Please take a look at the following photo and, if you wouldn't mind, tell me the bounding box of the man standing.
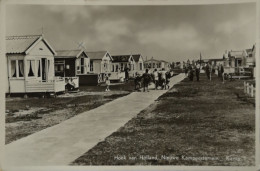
[153,69,159,90]
[188,64,194,81]
[205,63,210,80]
[160,68,167,89]
[220,64,225,83]
[142,69,151,92]
[195,64,200,81]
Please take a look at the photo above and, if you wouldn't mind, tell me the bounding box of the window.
[10,60,17,78]
[81,58,84,74]
[112,65,114,72]
[140,63,142,70]
[77,58,87,74]
[27,60,35,77]
[121,63,124,70]
[90,61,93,72]
[10,60,24,78]
[36,60,41,77]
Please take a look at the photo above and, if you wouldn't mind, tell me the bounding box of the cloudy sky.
[6,3,256,62]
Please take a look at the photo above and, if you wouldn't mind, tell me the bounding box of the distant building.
[132,54,145,73]
[86,51,113,74]
[144,57,170,71]
[85,51,113,85]
[111,54,135,72]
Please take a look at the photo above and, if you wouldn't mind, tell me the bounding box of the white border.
[1,0,259,171]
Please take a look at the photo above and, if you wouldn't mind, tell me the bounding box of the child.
[153,69,159,90]
[165,71,171,89]
[134,72,142,91]
[105,74,111,91]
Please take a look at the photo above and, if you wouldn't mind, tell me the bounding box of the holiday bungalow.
[54,49,90,89]
[110,54,135,80]
[160,60,171,71]
[5,35,65,96]
[84,51,113,85]
[228,50,245,68]
[144,58,162,70]
[144,58,171,71]
[244,44,256,68]
[132,54,145,75]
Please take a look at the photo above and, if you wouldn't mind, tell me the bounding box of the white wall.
[28,40,54,57]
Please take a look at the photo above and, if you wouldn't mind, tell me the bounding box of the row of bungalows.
[5,34,146,95]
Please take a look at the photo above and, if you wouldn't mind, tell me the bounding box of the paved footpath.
[5,73,186,166]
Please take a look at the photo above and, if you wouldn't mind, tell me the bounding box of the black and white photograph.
[0,0,259,170]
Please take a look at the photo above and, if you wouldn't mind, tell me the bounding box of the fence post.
[246,82,250,96]
[250,84,254,97]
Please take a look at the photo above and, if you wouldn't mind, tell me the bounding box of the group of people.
[135,68,172,92]
[185,64,201,81]
[185,63,225,83]
[104,68,172,92]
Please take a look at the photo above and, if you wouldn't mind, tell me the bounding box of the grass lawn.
[71,74,255,166]
[5,80,135,144]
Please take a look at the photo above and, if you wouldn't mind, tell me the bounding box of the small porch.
[25,77,65,93]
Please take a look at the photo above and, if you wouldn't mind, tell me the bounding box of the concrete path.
[5,73,186,166]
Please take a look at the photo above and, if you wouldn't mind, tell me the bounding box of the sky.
[6,3,256,62]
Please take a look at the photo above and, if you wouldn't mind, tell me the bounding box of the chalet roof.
[111,55,132,62]
[132,54,142,62]
[145,58,161,63]
[229,51,243,58]
[55,49,87,58]
[85,51,108,60]
[208,58,225,61]
[245,48,252,54]
[160,60,169,63]
[6,35,56,55]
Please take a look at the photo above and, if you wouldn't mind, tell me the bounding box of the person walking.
[153,69,159,90]
[105,74,111,92]
[205,63,210,80]
[165,71,171,89]
[185,67,188,76]
[188,65,194,81]
[220,64,225,83]
[195,64,200,81]
[134,72,142,91]
[124,66,129,82]
[142,69,151,92]
[160,68,167,89]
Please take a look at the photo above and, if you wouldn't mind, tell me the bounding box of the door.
[41,58,47,81]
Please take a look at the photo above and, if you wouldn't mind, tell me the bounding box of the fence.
[244,81,255,98]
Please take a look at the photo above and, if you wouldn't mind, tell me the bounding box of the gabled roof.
[145,58,161,62]
[132,54,143,62]
[85,51,110,60]
[229,51,243,58]
[209,58,225,61]
[111,55,132,62]
[245,48,252,54]
[55,49,87,59]
[6,34,56,55]
[160,60,169,63]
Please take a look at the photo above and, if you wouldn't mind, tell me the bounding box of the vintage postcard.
[0,0,259,171]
